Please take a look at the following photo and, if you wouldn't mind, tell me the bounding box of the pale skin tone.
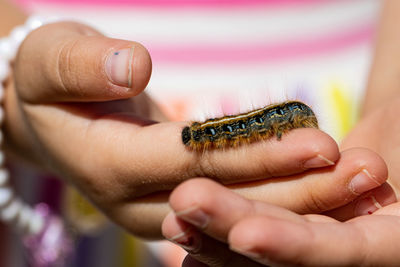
[0,0,396,262]
[161,0,400,266]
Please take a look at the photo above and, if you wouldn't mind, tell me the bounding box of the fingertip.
[161,211,187,240]
[354,182,397,217]
[374,182,397,205]
[342,147,388,185]
[296,147,389,214]
[261,128,340,174]
[324,183,396,221]
[161,211,176,238]
[296,129,340,169]
[131,43,152,96]
[161,213,202,253]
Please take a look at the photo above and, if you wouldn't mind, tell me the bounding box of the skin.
[162,0,400,266]
[0,0,396,262]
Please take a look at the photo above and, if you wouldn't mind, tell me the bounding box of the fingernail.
[354,196,382,216]
[303,154,335,168]
[349,169,380,195]
[105,46,135,88]
[175,206,210,229]
[167,229,201,252]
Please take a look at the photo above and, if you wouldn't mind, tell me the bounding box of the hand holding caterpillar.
[182,101,318,150]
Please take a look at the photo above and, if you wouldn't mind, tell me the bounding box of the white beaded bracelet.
[0,15,51,235]
[0,16,72,266]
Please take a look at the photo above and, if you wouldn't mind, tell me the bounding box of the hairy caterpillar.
[182,101,318,150]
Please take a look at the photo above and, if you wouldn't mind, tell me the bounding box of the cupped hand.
[163,97,400,266]
[165,182,399,266]
[163,166,395,266]
[5,21,383,239]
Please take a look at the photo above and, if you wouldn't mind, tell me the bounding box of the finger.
[15,21,151,103]
[230,147,388,212]
[324,182,397,221]
[162,212,262,267]
[167,148,387,241]
[25,102,339,198]
[167,178,303,242]
[228,206,400,266]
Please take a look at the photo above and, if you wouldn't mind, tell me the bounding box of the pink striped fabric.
[15,0,348,8]
[147,23,375,64]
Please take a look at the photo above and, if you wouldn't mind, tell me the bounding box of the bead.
[17,205,33,232]
[0,186,12,206]
[29,211,44,235]
[10,26,29,47]
[26,15,45,31]
[0,19,72,267]
[0,198,21,222]
[24,204,73,265]
[0,169,9,185]
[0,59,9,81]
[0,38,17,61]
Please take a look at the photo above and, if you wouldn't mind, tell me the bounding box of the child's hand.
[165,180,398,267]
[162,98,400,266]
[5,21,384,239]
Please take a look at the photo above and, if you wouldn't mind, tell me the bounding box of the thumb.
[14,21,151,103]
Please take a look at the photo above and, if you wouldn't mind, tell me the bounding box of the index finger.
[71,117,339,198]
[25,103,338,188]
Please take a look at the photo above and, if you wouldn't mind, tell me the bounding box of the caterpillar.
[182,101,318,150]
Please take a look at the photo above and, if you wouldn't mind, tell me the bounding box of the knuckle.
[56,37,82,96]
[303,186,330,213]
[13,23,89,101]
[197,154,219,180]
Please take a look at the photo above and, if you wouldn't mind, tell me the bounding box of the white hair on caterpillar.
[188,85,321,122]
